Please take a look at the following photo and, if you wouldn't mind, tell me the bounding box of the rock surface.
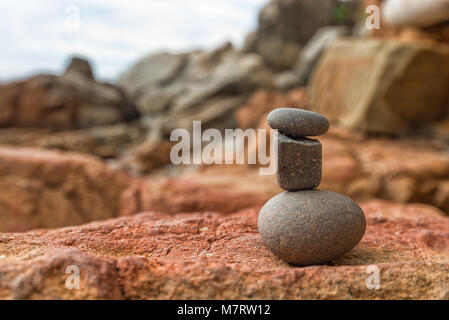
[120,177,271,216]
[0,60,139,130]
[293,26,350,86]
[0,147,134,232]
[119,43,272,134]
[320,128,449,213]
[258,190,366,265]
[268,108,329,137]
[276,133,322,191]
[0,122,144,159]
[310,38,449,134]
[0,200,447,299]
[119,138,176,173]
[243,0,359,71]
[273,26,350,91]
[382,0,449,28]
[64,56,94,80]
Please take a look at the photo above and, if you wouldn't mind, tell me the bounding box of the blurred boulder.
[120,176,271,216]
[0,147,135,232]
[119,52,187,114]
[0,58,139,130]
[295,26,350,85]
[274,26,350,90]
[383,0,449,28]
[158,96,245,135]
[310,38,449,134]
[397,24,449,44]
[273,71,301,91]
[119,43,272,134]
[319,129,449,212]
[243,0,360,71]
[64,56,94,80]
[0,122,144,159]
[120,138,176,174]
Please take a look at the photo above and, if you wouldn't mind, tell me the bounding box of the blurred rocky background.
[0,0,449,299]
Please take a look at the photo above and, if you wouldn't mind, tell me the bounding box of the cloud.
[0,0,266,82]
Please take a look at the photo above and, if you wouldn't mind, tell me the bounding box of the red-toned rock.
[0,60,139,130]
[0,147,134,232]
[0,200,448,299]
[321,130,449,213]
[0,122,144,159]
[119,139,176,173]
[120,175,273,216]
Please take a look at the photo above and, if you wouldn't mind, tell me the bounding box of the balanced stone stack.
[258,108,366,265]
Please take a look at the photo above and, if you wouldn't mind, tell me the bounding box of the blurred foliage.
[331,1,363,25]
[332,3,351,24]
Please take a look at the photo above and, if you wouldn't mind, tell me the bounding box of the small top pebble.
[267,108,329,137]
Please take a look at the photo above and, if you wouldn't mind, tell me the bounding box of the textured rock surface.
[0,147,134,232]
[268,108,329,137]
[258,190,366,264]
[276,133,322,190]
[0,200,447,299]
[310,39,449,134]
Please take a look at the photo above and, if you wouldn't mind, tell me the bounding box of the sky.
[0,0,267,82]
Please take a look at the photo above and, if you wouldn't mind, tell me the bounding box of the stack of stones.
[258,108,366,265]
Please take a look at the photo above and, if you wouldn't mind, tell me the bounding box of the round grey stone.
[267,108,329,137]
[258,190,366,265]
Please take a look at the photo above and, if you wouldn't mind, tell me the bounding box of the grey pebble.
[267,108,329,137]
[276,132,321,191]
[258,190,366,265]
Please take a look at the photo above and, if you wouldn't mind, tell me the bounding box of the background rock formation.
[0,57,139,130]
[243,0,360,71]
[119,43,273,134]
[310,39,449,134]
[0,147,134,232]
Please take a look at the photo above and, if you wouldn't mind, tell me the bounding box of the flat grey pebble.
[267,108,329,137]
[258,190,366,265]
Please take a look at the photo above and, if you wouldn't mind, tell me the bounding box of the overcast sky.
[0,0,267,82]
